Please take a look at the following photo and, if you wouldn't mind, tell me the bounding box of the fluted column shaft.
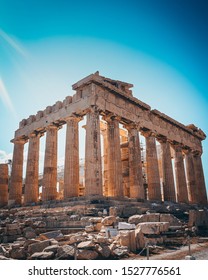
[100,123,108,196]
[42,125,58,201]
[0,164,9,207]
[184,149,198,204]
[172,144,189,203]
[193,152,207,205]
[159,139,176,202]
[9,139,26,205]
[24,133,40,204]
[127,125,144,199]
[85,108,103,196]
[143,132,161,201]
[106,117,123,197]
[64,117,80,198]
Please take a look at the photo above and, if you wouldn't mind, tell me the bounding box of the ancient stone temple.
[5,72,208,206]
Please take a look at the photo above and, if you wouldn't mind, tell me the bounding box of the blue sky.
[0,0,208,191]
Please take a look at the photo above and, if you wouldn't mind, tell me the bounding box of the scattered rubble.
[0,201,207,260]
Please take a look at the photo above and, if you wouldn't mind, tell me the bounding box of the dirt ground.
[127,241,208,260]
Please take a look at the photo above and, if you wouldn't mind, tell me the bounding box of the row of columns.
[3,108,208,206]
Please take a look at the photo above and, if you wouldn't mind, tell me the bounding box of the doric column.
[64,116,80,198]
[184,148,198,204]
[158,137,176,202]
[42,124,58,201]
[172,144,189,203]
[100,121,108,196]
[85,107,103,196]
[24,133,40,204]
[0,164,9,207]
[141,130,161,201]
[9,138,26,206]
[125,123,144,199]
[193,151,207,205]
[105,115,123,197]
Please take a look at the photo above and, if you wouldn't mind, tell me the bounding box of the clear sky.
[0,0,208,191]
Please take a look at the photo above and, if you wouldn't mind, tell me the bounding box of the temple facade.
[1,72,207,206]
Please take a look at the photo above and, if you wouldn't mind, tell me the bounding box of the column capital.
[156,135,167,144]
[102,113,121,123]
[45,123,59,131]
[11,137,27,145]
[140,128,155,138]
[192,150,202,157]
[124,122,140,131]
[65,114,83,123]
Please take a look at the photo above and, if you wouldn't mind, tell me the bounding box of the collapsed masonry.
[0,72,207,207]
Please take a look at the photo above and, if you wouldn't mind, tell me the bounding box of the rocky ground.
[0,198,208,260]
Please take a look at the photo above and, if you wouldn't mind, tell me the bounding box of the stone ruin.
[0,72,208,260]
[0,71,207,206]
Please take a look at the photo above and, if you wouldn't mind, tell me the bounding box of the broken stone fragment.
[56,245,75,259]
[29,251,54,260]
[77,249,98,260]
[77,240,95,249]
[137,222,170,235]
[118,222,136,230]
[85,224,94,232]
[101,216,116,226]
[39,230,63,240]
[28,240,51,255]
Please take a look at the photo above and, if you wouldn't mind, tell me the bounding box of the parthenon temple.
[0,72,207,207]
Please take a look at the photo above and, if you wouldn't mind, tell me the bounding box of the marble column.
[85,107,103,196]
[142,131,162,201]
[126,124,144,199]
[100,122,108,196]
[158,137,176,202]
[106,115,123,197]
[64,117,80,198]
[0,164,9,207]
[193,151,207,205]
[42,124,58,201]
[24,133,40,204]
[172,144,189,203]
[9,138,26,206]
[184,149,198,204]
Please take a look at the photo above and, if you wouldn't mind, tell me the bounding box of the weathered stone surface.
[188,209,208,228]
[128,213,179,225]
[77,249,98,260]
[113,246,129,257]
[135,227,145,250]
[85,225,94,232]
[77,241,95,249]
[101,216,116,226]
[9,247,26,259]
[56,245,75,259]
[137,222,169,235]
[39,230,63,240]
[119,230,136,252]
[23,227,37,239]
[118,222,136,230]
[29,251,54,260]
[43,244,59,253]
[96,245,111,258]
[28,240,51,255]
